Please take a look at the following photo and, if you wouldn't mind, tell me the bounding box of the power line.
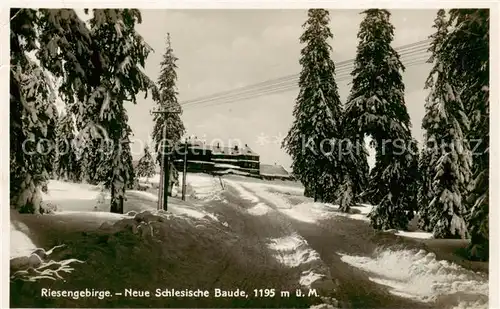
[182,46,430,108]
[180,39,431,107]
[183,57,429,110]
[181,52,431,110]
[183,57,429,111]
[181,48,430,108]
[180,39,430,106]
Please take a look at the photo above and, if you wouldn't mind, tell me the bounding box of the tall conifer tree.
[418,9,449,231]
[84,9,154,213]
[152,33,185,165]
[441,9,489,260]
[282,9,346,203]
[419,9,472,239]
[344,9,419,230]
[10,9,58,213]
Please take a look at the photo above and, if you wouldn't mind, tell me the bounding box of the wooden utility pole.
[181,140,188,201]
[151,107,181,211]
[158,162,164,210]
[161,123,168,210]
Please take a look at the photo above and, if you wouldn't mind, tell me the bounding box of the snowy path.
[222,178,489,309]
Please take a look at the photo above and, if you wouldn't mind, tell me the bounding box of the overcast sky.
[126,9,438,168]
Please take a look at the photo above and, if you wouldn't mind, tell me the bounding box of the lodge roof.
[259,164,290,177]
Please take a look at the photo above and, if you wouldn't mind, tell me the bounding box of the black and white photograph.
[6,3,496,309]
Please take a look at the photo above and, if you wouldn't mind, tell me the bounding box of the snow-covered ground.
[222,177,485,309]
[40,178,223,224]
[224,178,432,239]
[11,176,222,263]
[11,180,126,259]
[42,180,107,201]
[267,233,326,288]
[228,180,274,215]
[339,248,488,309]
[10,175,227,282]
[11,174,486,309]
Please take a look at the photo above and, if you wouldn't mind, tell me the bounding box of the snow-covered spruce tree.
[441,9,489,259]
[282,9,345,203]
[36,9,98,184]
[39,9,156,212]
[10,8,58,213]
[152,33,185,166]
[343,9,419,230]
[419,9,473,239]
[54,109,82,182]
[84,9,156,213]
[136,146,156,183]
[418,9,449,232]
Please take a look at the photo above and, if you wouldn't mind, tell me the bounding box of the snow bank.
[338,248,488,307]
[267,233,321,267]
[228,181,430,236]
[223,175,303,193]
[42,179,219,223]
